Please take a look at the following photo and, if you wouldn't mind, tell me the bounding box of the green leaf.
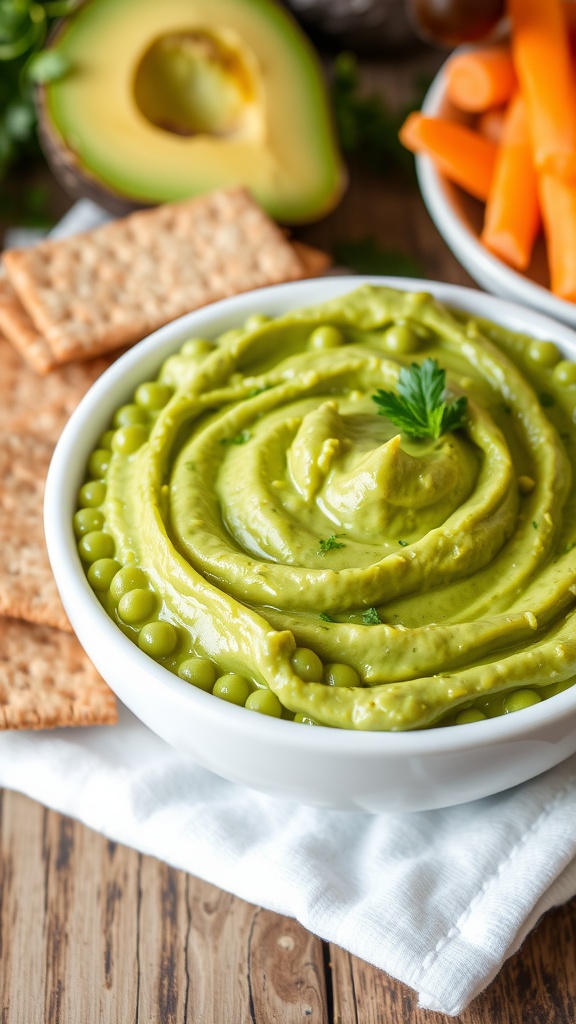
[362,607,381,625]
[220,430,251,446]
[372,358,468,440]
[317,534,346,555]
[333,237,424,277]
[27,47,69,83]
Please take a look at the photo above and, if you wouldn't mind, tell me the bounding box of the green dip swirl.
[75,286,576,729]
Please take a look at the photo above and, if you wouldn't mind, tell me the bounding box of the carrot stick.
[508,0,576,180]
[538,174,576,300]
[481,94,540,270]
[444,46,516,113]
[477,107,507,145]
[399,112,497,201]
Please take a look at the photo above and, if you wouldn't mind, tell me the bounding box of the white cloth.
[2,201,576,1014]
[0,705,576,1015]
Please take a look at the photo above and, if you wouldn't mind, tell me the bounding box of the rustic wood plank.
[185,882,254,1023]
[0,790,46,1023]
[247,907,329,1023]
[136,856,189,1024]
[41,795,139,1024]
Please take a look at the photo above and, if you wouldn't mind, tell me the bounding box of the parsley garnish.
[319,612,333,622]
[372,359,467,440]
[398,539,408,547]
[317,534,346,555]
[220,430,251,446]
[532,521,538,529]
[362,607,381,625]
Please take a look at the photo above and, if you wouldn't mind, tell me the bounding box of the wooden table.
[1,48,576,1024]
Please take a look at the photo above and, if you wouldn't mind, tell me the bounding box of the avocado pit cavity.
[133,29,262,138]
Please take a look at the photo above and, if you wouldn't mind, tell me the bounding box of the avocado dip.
[74,285,576,730]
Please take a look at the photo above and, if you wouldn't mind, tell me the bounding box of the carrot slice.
[539,174,576,300]
[399,112,497,201]
[444,46,516,113]
[477,107,507,145]
[508,0,576,180]
[481,94,540,270]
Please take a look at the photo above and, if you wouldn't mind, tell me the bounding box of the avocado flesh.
[43,0,346,223]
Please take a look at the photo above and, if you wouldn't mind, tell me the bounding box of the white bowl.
[418,54,576,329]
[45,276,576,813]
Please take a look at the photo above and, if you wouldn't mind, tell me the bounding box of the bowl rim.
[417,55,576,327]
[44,274,576,756]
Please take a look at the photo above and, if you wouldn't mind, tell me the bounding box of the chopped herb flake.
[362,607,381,625]
[317,534,346,555]
[220,430,251,446]
[398,539,408,547]
[532,521,538,529]
[319,612,333,622]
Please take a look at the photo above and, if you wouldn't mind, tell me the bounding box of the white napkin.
[3,201,576,1015]
[1,706,576,1015]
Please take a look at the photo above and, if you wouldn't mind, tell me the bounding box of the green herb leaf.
[372,358,467,440]
[362,607,381,625]
[220,430,251,446]
[398,539,408,547]
[317,534,346,555]
[319,612,333,622]
[27,48,69,83]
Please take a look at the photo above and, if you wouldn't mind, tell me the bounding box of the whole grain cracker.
[0,334,113,441]
[0,430,71,631]
[0,617,117,729]
[0,277,58,374]
[3,188,306,365]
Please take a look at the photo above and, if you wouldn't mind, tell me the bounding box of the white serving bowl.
[418,53,576,329]
[45,276,576,813]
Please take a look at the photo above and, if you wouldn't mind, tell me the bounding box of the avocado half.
[38,0,346,222]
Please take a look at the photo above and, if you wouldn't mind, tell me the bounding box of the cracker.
[3,188,306,365]
[0,334,113,442]
[0,278,58,375]
[0,617,117,729]
[0,430,71,631]
[292,241,333,277]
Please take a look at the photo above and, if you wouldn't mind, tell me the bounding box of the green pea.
[454,708,487,725]
[88,448,111,479]
[553,360,576,386]
[109,566,148,602]
[527,340,560,368]
[98,430,116,451]
[181,338,213,358]
[113,403,148,428]
[245,313,270,331]
[138,620,178,657]
[87,558,121,591]
[324,663,361,688]
[245,689,282,717]
[135,382,174,410]
[382,322,421,354]
[78,530,115,563]
[212,673,251,705]
[112,424,148,455]
[73,508,104,537]
[503,689,542,714]
[178,658,217,692]
[291,647,323,682]
[309,325,344,351]
[78,480,106,508]
[117,588,156,625]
